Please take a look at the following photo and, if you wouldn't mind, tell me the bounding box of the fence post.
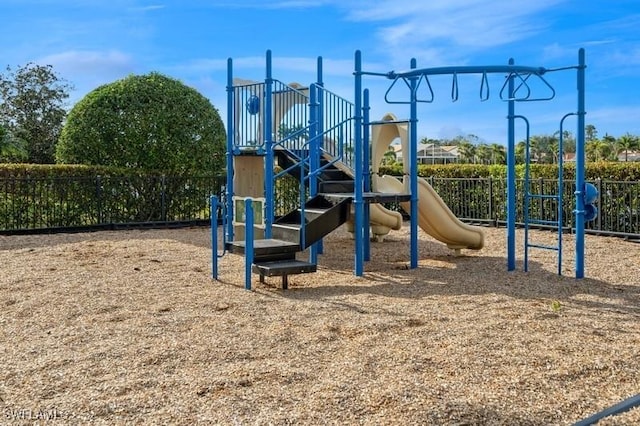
[96,175,103,225]
[596,178,602,231]
[161,175,167,222]
[210,195,218,280]
[539,177,544,220]
[488,176,494,225]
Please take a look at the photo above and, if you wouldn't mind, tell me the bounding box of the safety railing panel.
[272,80,310,152]
[315,85,355,170]
[231,81,266,150]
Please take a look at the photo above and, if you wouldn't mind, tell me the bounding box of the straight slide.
[377,175,484,251]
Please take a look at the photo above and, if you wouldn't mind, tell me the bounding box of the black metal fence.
[1,175,639,239]
[425,177,640,238]
[0,175,225,233]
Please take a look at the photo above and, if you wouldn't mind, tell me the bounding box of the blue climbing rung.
[527,193,559,200]
[527,242,559,251]
[527,218,560,226]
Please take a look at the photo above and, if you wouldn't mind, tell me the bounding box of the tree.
[475,143,491,164]
[615,133,639,162]
[457,141,476,163]
[57,73,225,175]
[0,123,27,162]
[515,141,526,164]
[382,146,397,165]
[585,124,598,142]
[586,140,613,162]
[0,63,72,163]
[489,143,506,164]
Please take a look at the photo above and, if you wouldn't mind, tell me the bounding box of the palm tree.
[528,136,544,163]
[457,141,476,164]
[586,140,613,162]
[489,143,506,164]
[615,133,639,162]
[475,144,492,165]
[515,141,527,164]
[382,147,397,165]
[553,130,574,160]
[585,124,598,142]
[549,140,560,164]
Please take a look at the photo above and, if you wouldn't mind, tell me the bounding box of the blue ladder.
[524,189,564,274]
[522,117,568,275]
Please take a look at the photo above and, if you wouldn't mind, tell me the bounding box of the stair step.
[273,223,302,230]
[252,260,317,277]
[319,169,351,181]
[272,223,302,244]
[300,207,330,220]
[273,195,351,248]
[252,259,317,289]
[226,239,300,256]
[319,180,355,193]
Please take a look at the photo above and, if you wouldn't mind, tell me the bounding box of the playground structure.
[211,48,592,290]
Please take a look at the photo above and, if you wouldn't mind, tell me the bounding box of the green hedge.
[0,164,223,231]
[379,162,640,181]
[2,162,639,235]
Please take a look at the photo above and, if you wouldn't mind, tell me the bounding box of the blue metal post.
[575,48,586,278]
[226,58,235,241]
[409,58,419,269]
[264,50,274,238]
[309,85,319,197]
[506,58,516,271]
[363,89,371,262]
[316,56,325,255]
[354,51,364,276]
[210,195,218,279]
[309,84,319,265]
[244,198,254,290]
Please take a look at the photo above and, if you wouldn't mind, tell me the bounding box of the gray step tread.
[252,259,317,276]
[226,239,300,255]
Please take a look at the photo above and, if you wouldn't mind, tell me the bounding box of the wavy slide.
[327,156,403,239]
[376,174,484,251]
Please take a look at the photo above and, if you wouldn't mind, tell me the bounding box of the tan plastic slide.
[329,156,403,240]
[371,112,484,251]
[377,175,484,251]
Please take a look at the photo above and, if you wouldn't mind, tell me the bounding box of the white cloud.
[38,50,135,77]
[131,5,166,12]
[36,50,137,104]
[208,0,330,9]
[337,0,566,63]
[176,55,355,78]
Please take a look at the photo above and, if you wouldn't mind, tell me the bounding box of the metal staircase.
[225,153,353,289]
[224,76,359,289]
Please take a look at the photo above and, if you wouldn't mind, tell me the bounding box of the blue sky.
[2,0,639,144]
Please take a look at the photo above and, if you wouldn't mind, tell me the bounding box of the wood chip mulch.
[1,224,639,425]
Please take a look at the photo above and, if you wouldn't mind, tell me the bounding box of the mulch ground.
[1,224,639,425]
